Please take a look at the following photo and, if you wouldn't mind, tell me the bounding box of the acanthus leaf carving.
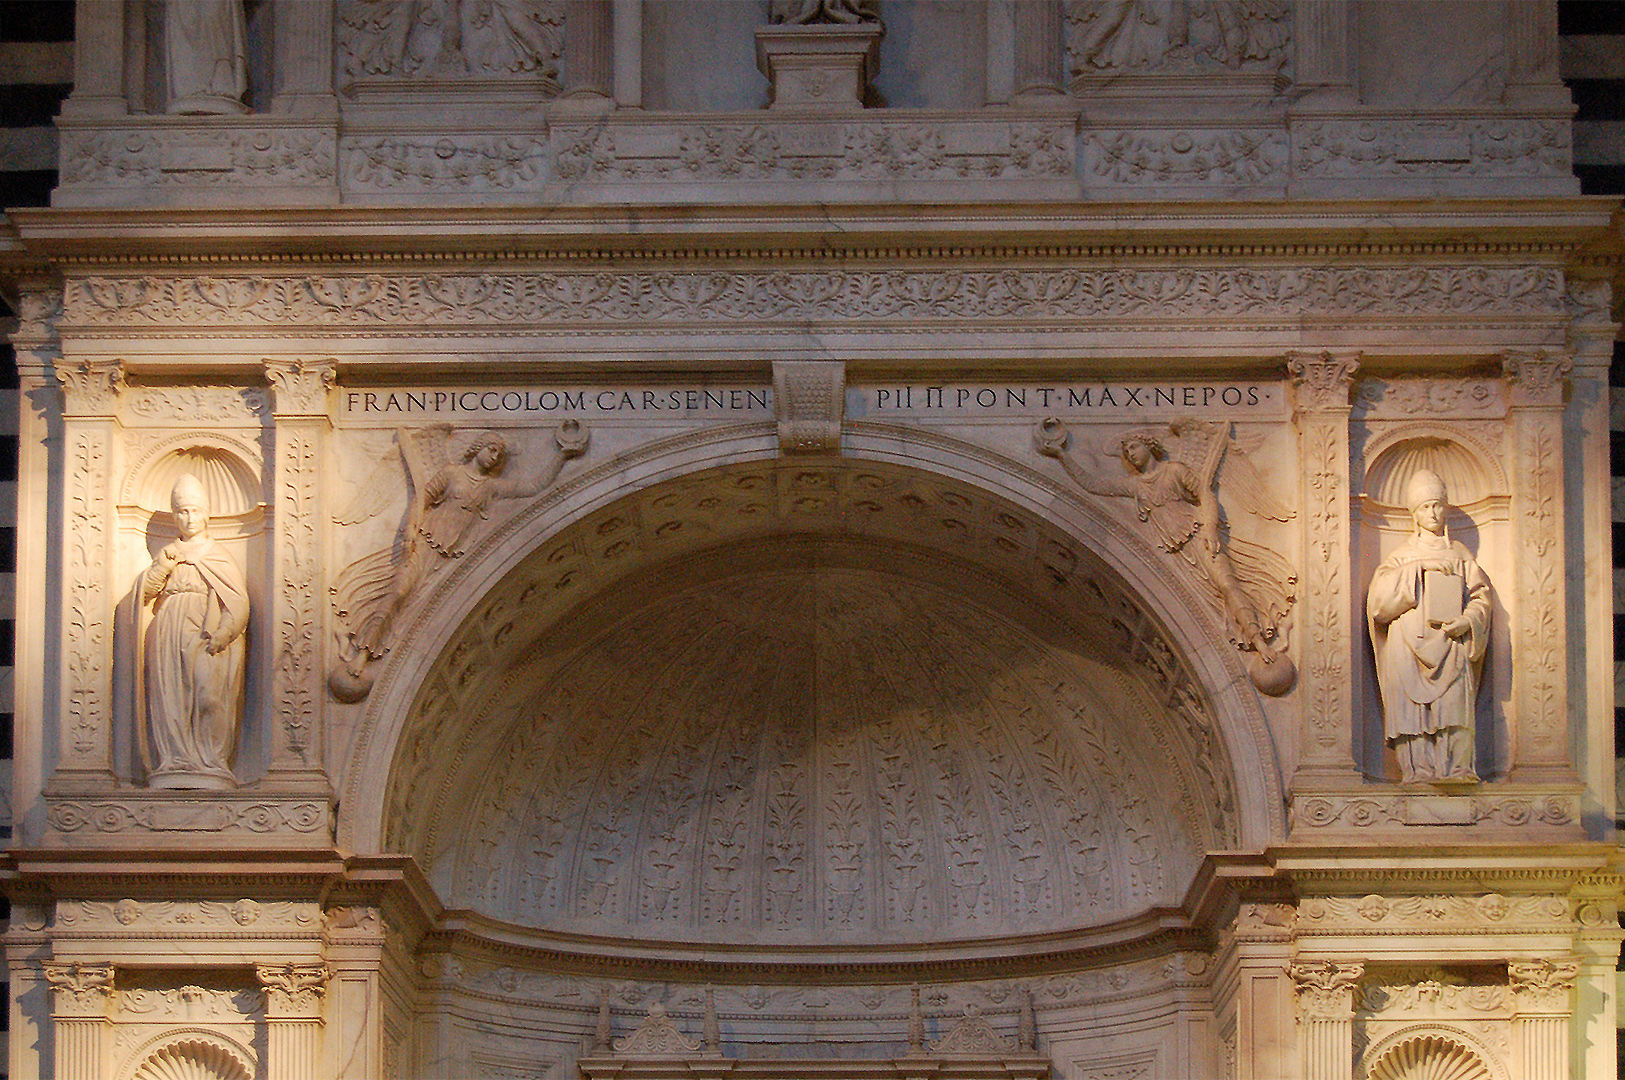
[55,357,125,415]
[44,962,116,1018]
[255,963,330,1017]
[1503,349,1572,408]
[264,358,337,416]
[1289,960,1364,1018]
[1507,957,1579,1002]
[61,267,1567,330]
[1287,350,1359,412]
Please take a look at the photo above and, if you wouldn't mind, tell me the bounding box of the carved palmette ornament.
[1364,1034,1494,1080]
[928,1007,1019,1055]
[612,1004,705,1056]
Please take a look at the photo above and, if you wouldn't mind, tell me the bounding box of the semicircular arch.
[339,425,1287,857]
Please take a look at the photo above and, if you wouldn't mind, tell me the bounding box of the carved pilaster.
[1288,351,1359,784]
[563,0,615,100]
[43,962,114,1080]
[773,360,845,454]
[1292,0,1352,95]
[272,0,338,117]
[51,358,125,789]
[264,359,336,784]
[1012,0,1063,97]
[257,962,328,1079]
[1509,958,1577,1080]
[1290,960,1362,1080]
[1503,350,1572,780]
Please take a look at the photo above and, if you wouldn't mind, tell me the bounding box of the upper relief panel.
[48,0,1575,206]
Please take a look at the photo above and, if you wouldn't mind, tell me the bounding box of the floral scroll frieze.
[1292,118,1571,179]
[1083,129,1288,185]
[46,798,332,837]
[59,128,337,189]
[60,266,1566,331]
[1291,792,1578,831]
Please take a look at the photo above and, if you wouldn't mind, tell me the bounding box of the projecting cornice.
[1,198,1620,269]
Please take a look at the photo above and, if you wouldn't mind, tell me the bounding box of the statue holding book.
[1366,469,1492,785]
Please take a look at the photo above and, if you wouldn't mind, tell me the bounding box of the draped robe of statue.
[142,530,249,787]
[1366,524,1491,783]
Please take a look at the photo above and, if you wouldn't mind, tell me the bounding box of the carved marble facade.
[1,2,1621,1079]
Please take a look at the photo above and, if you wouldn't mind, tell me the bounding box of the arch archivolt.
[340,423,1288,883]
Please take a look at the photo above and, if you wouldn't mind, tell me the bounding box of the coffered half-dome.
[423,536,1221,947]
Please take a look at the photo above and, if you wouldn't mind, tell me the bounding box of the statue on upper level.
[141,474,248,789]
[1367,469,1491,786]
[770,0,881,25]
[165,0,249,114]
[1037,417,1297,695]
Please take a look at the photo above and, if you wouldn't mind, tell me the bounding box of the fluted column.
[1289,960,1363,1080]
[1287,351,1360,785]
[258,963,329,1080]
[612,0,642,107]
[43,962,114,1080]
[50,355,124,790]
[1509,958,1577,1080]
[564,0,615,99]
[263,359,336,785]
[1503,350,1573,780]
[1011,0,1063,97]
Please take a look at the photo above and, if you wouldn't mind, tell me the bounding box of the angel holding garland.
[1037,417,1297,695]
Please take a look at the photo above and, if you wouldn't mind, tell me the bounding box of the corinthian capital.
[42,961,115,1016]
[1290,959,1365,1018]
[1287,350,1360,412]
[1503,349,1571,407]
[264,358,337,417]
[53,358,124,416]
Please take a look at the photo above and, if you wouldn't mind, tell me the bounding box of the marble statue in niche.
[1366,469,1491,785]
[329,421,589,701]
[140,474,249,789]
[165,0,249,114]
[1037,417,1297,695]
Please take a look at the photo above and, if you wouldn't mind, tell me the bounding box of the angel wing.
[1226,536,1297,630]
[397,424,455,536]
[332,440,408,525]
[1216,428,1295,522]
[329,547,400,660]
